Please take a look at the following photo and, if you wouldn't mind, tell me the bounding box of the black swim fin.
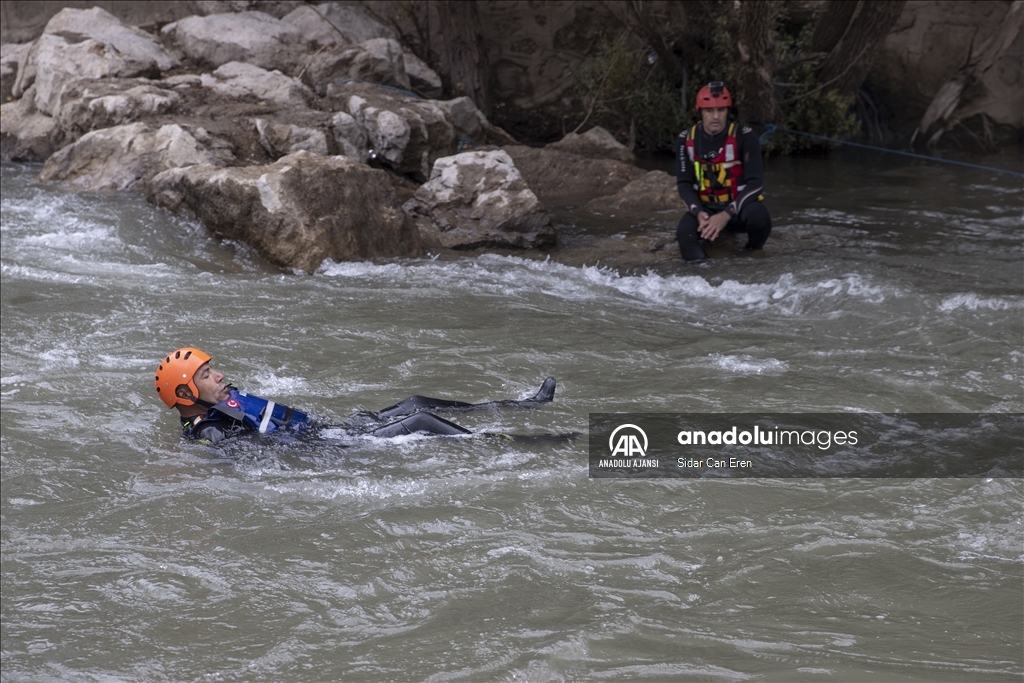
[374,378,558,419]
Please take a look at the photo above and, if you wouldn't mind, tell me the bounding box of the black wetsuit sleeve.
[184,413,253,445]
[728,127,765,216]
[675,130,704,216]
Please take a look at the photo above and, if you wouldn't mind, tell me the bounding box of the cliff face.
[867,0,1023,131]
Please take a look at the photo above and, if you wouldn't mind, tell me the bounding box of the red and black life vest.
[685,122,745,206]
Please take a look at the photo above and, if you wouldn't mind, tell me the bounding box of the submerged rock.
[404,149,555,250]
[38,122,235,192]
[149,150,423,271]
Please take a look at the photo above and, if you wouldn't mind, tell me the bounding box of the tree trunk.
[813,0,907,99]
[735,0,779,126]
[913,0,1023,147]
[434,0,489,115]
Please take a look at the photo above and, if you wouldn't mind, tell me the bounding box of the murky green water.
[2,151,1022,681]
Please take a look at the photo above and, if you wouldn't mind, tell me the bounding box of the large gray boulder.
[502,145,646,203]
[304,38,411,96]
[329,82,513,181]
[404,149,555,250]
[149,150,424,272]
[13,7,178,115]
[199,62,314,109]
[547,126,636,164]
[0,85,56,161]
[160,11,307,74]
[255,118,328,158]
[38,122,235,192]
[584,170,680,213]
[306,3,399,45]
[53,78,180,146]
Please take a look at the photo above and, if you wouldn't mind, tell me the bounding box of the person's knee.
[676,213,707,261]
[740,202,772,249]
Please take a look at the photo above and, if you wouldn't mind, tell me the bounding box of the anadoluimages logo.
[609,424,648,457]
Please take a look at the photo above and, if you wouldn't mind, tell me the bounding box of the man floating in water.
[675,81,772,260]
[154,347,557,445]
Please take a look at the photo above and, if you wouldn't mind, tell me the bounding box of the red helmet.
[155,347,211,408]
[696,81,733,109]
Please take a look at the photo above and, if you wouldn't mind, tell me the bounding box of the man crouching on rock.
[674,81,772,261]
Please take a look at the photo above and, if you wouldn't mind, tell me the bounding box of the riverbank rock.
[149,150,423,271]
[199,62,314,110]
[256,118,328,158]
[304,38,411,96]
[404,149,555,250]
[547,126,636,164]
[53,78,181,147]
[160,11,307,74]
[38,122,235,192]
[0,84,56,161]
[502,145,647,203]
[323,81,520,181]
[584,170,680,213]
[13,7,178,116]
[1,43,31,103]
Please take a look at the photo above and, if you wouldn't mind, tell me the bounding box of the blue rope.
[759,124,1024,179]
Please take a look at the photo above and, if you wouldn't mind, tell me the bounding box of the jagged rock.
[161,11,307,73]
[310,3,399,44]
[38,122,235,192]
[344,88,454,181]
[1,43,31,103]
[149,150,423,272]
[53,78,180,146]
[547,126,636,164]
[502,145,647,202]
[326,82,513,181]
[255,118,328,158]
[330,111,368,161]
[280,5,346,49]
[13,7,177,115]
[404,52,443,99]
[0,85,56,161]
[304,38,411,96]
[199,62,314,109]
[404,149,555,250]
[584,170,680,213]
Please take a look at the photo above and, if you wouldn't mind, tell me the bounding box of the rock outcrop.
[584,170,680,214]
[38,122,235,192]
[547,126,636,164]
[13,7,177,115]
[160,11,307,74]
[502,145,647,203]
[149,150,423,272]
[404,149,555,250]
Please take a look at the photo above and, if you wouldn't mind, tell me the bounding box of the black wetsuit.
[675,121,772,260]
[181,378,557,445]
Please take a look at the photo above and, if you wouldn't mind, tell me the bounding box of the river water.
[2,150,1022,681]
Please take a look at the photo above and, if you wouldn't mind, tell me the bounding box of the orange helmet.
[696,81,733,109]
[155,347,211,408]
